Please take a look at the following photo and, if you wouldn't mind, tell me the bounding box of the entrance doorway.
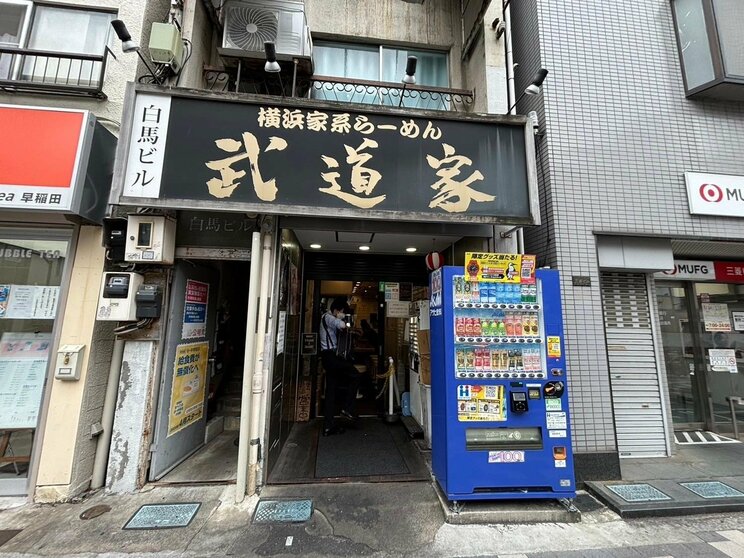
[656,281,744,435]
[269,272,431,483]
[150,259,251,484]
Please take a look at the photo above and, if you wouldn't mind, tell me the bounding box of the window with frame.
[671,0,744,99]
[312,41,450,110]
[0,1,114,86]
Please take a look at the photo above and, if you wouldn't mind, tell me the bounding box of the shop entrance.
[149,258,250,484]
[267,247,448,484]
[656,280,744,436]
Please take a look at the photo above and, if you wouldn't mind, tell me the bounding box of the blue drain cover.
[680,481,744,499]
[607,484,671,503]
[253,499,313,524]
[123,503,201,530]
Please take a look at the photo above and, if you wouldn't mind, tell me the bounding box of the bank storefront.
[655,259,744,438]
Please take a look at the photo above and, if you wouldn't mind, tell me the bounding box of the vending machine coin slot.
[510,391,528,413]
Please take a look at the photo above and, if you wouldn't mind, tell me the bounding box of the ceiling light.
[406,247,417,253]
[310,243,322,249]
[359,245,370,251]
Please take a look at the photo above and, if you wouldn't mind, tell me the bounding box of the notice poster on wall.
[276,310,287,356]
[0,285,59,320]
[168,342,209,437]
[386,301,411,318]
[464,252,522,283]
[702,303,731,332]
[0,332,51,428]
[709,349,738,374]
[733,312,744,331]
[182,280,209,339]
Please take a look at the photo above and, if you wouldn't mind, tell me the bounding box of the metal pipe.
[91,338,125,489]
[256,230,278,485]
[235,231,262,503]
[247,231,274,495]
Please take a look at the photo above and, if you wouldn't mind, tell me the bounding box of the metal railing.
[202,66,475,112]
[0,47,108,99]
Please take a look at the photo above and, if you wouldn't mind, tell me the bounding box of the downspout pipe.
[91,337,125,489]
[247,231,274,495]
[236,231,263,503]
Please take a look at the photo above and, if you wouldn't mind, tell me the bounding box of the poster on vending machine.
[456,384,506,421]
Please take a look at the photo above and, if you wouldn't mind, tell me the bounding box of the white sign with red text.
[686,172,744,218]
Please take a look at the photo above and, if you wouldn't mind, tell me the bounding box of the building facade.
[0,0,189,500]
[511,0,744,477]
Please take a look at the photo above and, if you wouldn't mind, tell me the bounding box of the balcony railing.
[203,66,475,112]
[0,47,108,100]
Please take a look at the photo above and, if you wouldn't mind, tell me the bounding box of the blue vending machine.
[430,257,575,502]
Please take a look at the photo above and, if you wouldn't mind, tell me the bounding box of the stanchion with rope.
[376,356,400,423]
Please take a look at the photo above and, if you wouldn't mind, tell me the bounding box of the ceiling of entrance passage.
[293,230,461,254]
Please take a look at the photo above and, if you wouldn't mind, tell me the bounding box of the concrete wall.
[34,227,107,502]
[179,0,214,89]
[513,0,744,466]
[462,1,508,114]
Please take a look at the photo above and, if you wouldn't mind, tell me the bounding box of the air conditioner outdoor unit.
[221,0,311,58]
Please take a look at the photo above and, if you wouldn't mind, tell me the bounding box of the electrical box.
[102,217,128,262]
[54,344,85,381]
[125,215,176,264]
[97,272,144,321]
[149,23,183,72]
[136,284,163,319]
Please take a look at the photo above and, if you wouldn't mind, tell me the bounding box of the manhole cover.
[680,481,744,499]
[123,503,201,530]
[606,484,671,502]
[80,505,111,520]
[253,499,313,524]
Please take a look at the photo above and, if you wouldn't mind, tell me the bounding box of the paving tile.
[606,547,644,558]
[696,532,730,544]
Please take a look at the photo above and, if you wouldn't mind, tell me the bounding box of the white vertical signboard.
[123,94,172,199]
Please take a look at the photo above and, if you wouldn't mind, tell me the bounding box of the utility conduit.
[235,231,262,503]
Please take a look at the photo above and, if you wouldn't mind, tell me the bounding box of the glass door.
[655,282,706,429]
[693,282,744,434]
[0,230,71,495]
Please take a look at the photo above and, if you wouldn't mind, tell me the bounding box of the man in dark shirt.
[320,297,361,436]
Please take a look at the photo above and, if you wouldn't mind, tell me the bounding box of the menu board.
[0,332,51,428]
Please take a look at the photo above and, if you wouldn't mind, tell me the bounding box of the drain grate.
[253,499,313,524]
[123,503,201,530]
[606,484,671,503]
[680,481,744,499]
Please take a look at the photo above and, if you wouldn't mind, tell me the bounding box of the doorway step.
[216,368,244,431]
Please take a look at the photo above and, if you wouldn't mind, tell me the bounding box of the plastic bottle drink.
[505,314,515,336]
[496,316,507,337]
[473,317,482,336]
[470,281,479,303]
[513,314,523,336]
[496,283,505,303]
[454,277,463,303]
[463,281,471,302]
[455,318,466,336]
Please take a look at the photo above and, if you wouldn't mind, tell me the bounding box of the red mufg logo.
[699,183,724,202]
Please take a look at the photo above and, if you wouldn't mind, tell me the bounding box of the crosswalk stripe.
[718,530,744,546]
[710,541,744,557]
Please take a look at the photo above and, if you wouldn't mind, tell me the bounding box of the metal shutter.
[601,273,668,458]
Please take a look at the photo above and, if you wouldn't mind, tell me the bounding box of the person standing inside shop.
[320,297,361,436]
